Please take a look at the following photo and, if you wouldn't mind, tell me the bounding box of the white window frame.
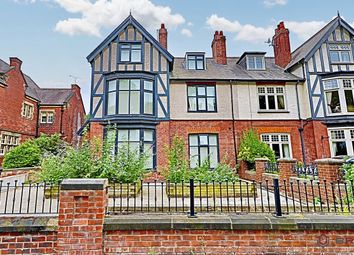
[261,133,292,159]
[0,132,20,155]
[40,111,55,124]
[329,43,353,63]
[21,102,34,119]
[246,55,265,70]
[323,77,354,115]
[328,127,354,157]
[257,86,287,111]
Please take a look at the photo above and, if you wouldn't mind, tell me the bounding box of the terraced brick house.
[83,14,354,171]
[0,57,86,165]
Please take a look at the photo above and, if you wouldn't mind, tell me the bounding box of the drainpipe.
[295,80,307,166]
[35,105,40,137]
[60,106,64,137]
[229,80,238,165]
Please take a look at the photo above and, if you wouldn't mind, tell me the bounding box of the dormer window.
[119,43,142,62]
[186,53,205,70]
[247,55,265,70]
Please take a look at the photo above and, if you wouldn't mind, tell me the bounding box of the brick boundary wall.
[0,166,41,178]
[0,178,354,254]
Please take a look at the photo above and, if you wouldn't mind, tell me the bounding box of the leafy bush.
[238,129,275,163]
[3,134,65,169]
[190,160,238,183]
[342,161,354,203]
[163,135,190,183]
[3,140,41,169]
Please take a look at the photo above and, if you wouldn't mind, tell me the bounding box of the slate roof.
[286,17,340,69]
[0,58,73,105]
[171,57,301,81]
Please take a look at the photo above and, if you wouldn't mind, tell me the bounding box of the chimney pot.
[273,21,291,68]
[158,23,168,50]
[211,30,227,65]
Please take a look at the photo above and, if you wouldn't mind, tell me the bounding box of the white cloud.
[181,28,192,37]
[206,14,334,44]
[263,0,287,7]
[52,0,185,37]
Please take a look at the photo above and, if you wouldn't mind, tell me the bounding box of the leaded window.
[324,78,354,114]
[189,134,219,168]
[261,134,291,159]
[187,85,216,112]
[329,44,352,63]
[258,86,286,111]
[0,133,20,155]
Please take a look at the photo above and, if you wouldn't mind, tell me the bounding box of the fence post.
[57,179,108,254]
[255,158,268,182]
[278,158,297,183]
[189,178,196,218]
[273,178,282,217]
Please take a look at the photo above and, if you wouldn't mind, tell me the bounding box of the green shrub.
[3,134,65,169]
[163,135,190,183]
[3,140,41,169]
[238,129,275,163]
[190,160,238,183]
[342,162,354,203]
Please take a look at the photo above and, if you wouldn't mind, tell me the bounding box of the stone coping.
[61,178,108,190]
[2,166,41,172]
[315,158,344,165]
[1,214,354,233]
[104,214,354,231]
[277,158,297,163]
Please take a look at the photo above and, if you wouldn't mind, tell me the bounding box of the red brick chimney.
[9,57,22,70]
[211,31,227,65]
[159,23,168,50]
[273,21,291,68]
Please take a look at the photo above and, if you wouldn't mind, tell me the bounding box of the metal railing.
[107,178,354,216]
[0,180,59,214]
[264,162,279,174]
[293,164,318,179]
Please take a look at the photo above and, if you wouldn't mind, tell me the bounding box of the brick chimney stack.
[273,21,291,68]
[9,57,22,71]
[159,23,168,50]
[211,31,227,65]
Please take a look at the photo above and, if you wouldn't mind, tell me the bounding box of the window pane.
[120,49,130,61]
[259,95,267,109]
[108,80,116,92]
[199,135,208,145]
[248,57,255,69]
[118,91,129,114]
[341,51,350,62]
[272,144,281,159]
[119,79,129,90]
[209,135,217,146]
[144,92,153,114]
[189,147,199,168]
[333,141,347,156]
[200,147,208,165]
[209,147,218,168]
[130,79,140,90]
[198,87,206,96]
[345,90,354,112]
[106,129,116,152]
[188,97,197,111]
[326,91,341,113]
[118,130,129,141]
[144,130,153,142]
[268,95,276,109]
[206,86,215,96]
[277,95,285,110]
[330,51,340,62]
[144,144,153,169]
[196,60,204,70]
[207,98,215,111]
[189,135,198,146]
[107,92,116,115]
[255,57,263,69]
[144,80,153,91]
[198,98,206,110]
[129,130,140,141]
[130,91,140,114]
[131,50,141,62]
[188,86,196,96]
[129,142,140,152]
[188,59,196,70]
[282,144,290,158]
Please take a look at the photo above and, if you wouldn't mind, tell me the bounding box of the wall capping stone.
[60,178,108,190]
[0,216,57,233]
[315,158,344,165]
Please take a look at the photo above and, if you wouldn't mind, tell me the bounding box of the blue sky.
[1,0,354,112]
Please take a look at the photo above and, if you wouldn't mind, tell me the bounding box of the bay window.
[106,128,155,169]
[189,134,219,168]
[106,78,154,116]
[328,128,354,157]
[261,134,292,159]
[324,78,354,114]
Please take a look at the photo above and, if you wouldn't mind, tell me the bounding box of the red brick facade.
[0,58,85,165]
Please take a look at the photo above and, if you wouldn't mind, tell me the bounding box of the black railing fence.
[293,164,318,179]
[107,178,354,216]
[264,162,279,174]
[0,180,59,214]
